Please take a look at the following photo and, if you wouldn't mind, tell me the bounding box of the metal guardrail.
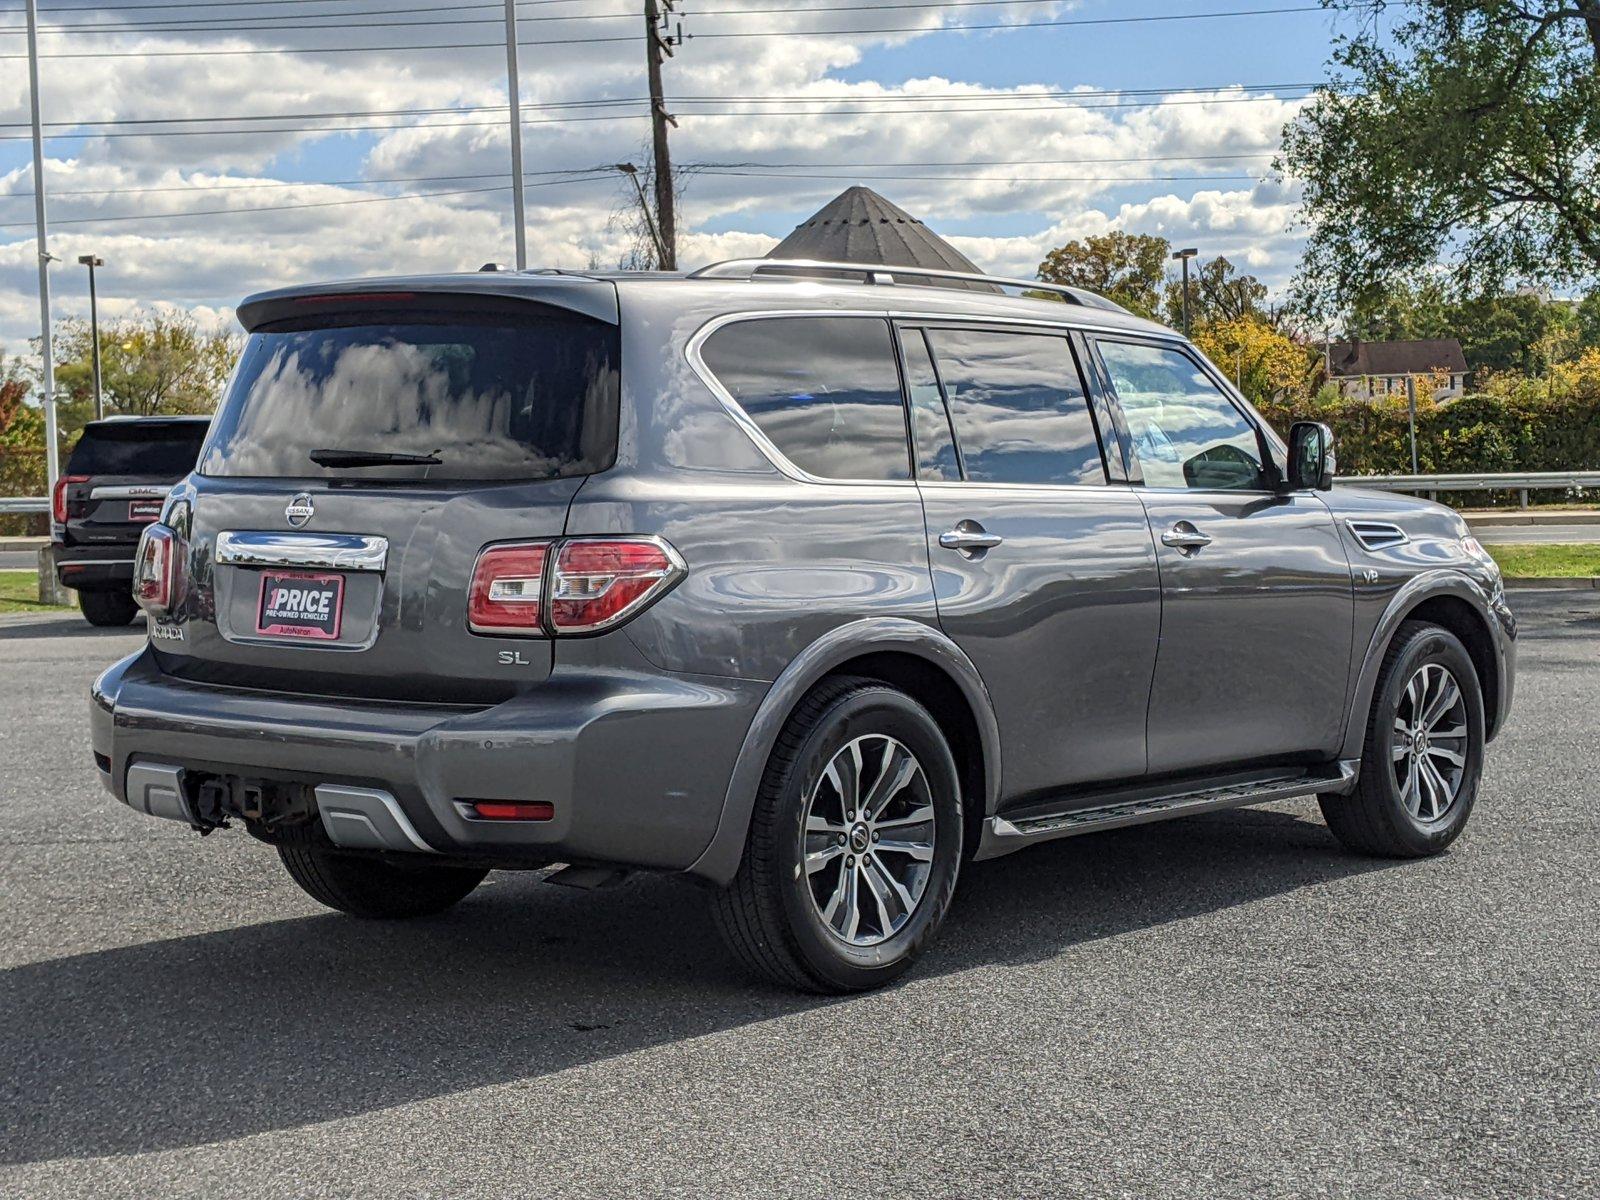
[1337,470,1600,506]
[0,496,48,515]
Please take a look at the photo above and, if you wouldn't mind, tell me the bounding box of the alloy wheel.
[801,734,937,947]
[1391,662,1470,823]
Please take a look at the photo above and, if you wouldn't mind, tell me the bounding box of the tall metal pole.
[25,0,60,493]
[503,0,527,270]
[644,0,677,270]
[1180,254,1192,337]
[81,256,104,420]
[1405,374,1419,475]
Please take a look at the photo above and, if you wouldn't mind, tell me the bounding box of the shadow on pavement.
[0,806,1393,1165]
[0,615,141,641]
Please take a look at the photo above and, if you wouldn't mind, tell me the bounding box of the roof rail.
[687,257,1132,315]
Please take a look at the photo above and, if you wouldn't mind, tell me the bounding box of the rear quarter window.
[698,316,911,482]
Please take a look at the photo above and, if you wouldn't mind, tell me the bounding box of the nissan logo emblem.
[284,493,315,528]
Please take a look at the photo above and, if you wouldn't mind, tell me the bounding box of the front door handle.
[939,521,1003,555]
[1160,522,1213,552]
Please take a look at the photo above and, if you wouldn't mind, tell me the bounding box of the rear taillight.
[549,537,685,634]
[467,542,550,634]
[132,524,178,615]
[52,474,89,525]
[466,536,684,637]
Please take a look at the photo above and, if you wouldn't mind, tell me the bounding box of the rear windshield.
[198,312,619,482]
[67,422,209,477]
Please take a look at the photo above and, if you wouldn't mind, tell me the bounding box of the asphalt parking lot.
[1,593,1595,1199]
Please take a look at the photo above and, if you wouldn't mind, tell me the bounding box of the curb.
[0,537,49,552]
[1505,577,1600,590]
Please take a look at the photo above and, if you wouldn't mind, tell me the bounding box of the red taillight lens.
[52,474,89,525]
[467,541,550,634]
[548,537,684,634]
[132,524,177,614]
[470,801,554,821]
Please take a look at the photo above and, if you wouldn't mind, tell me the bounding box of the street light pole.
[78,255,105,420]
[503,0,527,270]
[1173,247,1198,337]
[25,0,60,494]
[615,163,668,268]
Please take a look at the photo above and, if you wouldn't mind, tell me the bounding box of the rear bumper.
[91,647,767,875]
[54,541,136,590]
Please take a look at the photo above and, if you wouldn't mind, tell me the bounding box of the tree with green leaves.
[1163,256,1274,329]
[1282,1,1600,316]
[51,310,240,421]
[1037,232,1172,319]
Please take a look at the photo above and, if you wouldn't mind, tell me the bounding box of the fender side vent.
[1347,520,1409,551]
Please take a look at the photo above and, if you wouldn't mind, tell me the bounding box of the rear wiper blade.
[309,447,442,468]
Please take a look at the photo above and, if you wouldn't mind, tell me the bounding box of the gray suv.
[91,259,1516,992]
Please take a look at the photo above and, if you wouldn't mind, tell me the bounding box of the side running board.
[985,762,1358,852]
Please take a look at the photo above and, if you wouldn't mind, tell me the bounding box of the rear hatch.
[59,418,210,546]
[157,282,620,705]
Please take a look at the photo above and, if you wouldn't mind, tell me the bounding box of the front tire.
[278,844,488,918]
[1319,620,1486,857]
[78,589,139,627]
[712,677,964,993]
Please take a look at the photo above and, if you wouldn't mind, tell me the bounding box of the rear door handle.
[1160,523,1213,552]
[939,522,1003,554]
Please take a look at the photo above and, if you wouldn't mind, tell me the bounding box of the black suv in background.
[53,416,211,626]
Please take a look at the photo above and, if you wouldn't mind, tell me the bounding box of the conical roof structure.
[767,187,993,288]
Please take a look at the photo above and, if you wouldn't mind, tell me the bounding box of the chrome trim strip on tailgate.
[215,531,389,572]
[90,484,173,500]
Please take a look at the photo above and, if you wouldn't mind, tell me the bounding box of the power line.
[0,153,1281,202]
[0,6,1362,57]
[5,0,1281,34]
[0,83,1332,132]
[0,91,1318,139]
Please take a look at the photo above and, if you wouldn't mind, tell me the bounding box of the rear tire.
[278,845,488,918]
[1319,620,1485,858]
[711,677,964,993]
[78,589,138,627]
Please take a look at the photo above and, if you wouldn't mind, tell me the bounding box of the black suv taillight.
[466,537,685,637]
[52,474,89,525]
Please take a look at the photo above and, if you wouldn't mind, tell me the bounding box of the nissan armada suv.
[91,260,1516,992]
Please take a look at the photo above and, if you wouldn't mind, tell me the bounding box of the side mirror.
[1287,421,1336,491]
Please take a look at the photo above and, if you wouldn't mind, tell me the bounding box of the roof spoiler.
[688,257,1131,315]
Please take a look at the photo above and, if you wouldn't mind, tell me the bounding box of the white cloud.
[0,0,1310,351]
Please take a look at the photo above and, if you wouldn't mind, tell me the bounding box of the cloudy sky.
[0,0,1365,350]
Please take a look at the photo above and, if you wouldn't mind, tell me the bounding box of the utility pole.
[25,0,60,494]
[503,0,527,269]
[644,0,679,269]
[79,255,105,420]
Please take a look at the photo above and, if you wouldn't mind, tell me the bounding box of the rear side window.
[199,312,619,482]
[66,422,209,477]
[699,316,911,481]
[923,328,1105,486]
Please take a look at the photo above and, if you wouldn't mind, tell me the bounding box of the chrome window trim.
[684,308,1184,487]
[215,530,389,572]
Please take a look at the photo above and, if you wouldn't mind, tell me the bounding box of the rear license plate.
[128,499,163,522]
[256,571,344,641]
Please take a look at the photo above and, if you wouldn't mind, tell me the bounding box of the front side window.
[1095,339,1265,491]
[699,316,911,481]
[922,327,1105,486]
